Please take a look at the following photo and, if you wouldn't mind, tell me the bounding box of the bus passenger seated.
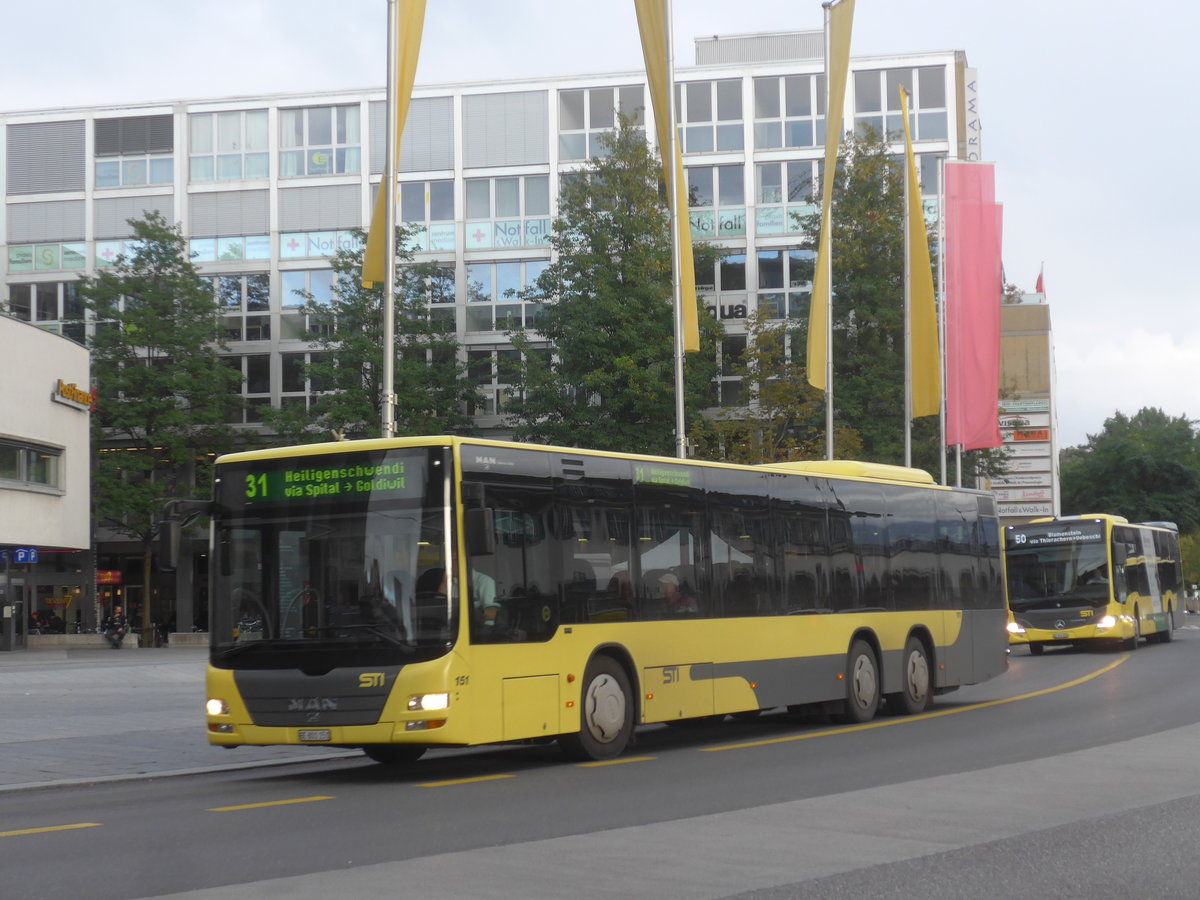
[660,572,698,615]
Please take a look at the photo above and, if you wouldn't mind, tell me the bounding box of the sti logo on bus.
[359,673,385,688]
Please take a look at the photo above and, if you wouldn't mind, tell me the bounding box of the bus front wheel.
[560,656,634,761]
[1124,610,1141,651]
[362,745,426,765]
[840,639,880,724]
[887,636,932,716]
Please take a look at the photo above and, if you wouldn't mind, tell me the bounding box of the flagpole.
[903,128,913,469]
[665,0,687,459]
[937,157,948,485]
[381,0,398,439]
[821,1,835,461]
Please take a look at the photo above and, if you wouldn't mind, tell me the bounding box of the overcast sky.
[6,1,1198,447]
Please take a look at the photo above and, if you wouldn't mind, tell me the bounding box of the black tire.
[361,745,426,765]
[887,636,933,716]
[1124,609,1140,651]
[839,639,880,724]
[730,709,763,722]
[1029,643,1045,656]
[560,656,634,761]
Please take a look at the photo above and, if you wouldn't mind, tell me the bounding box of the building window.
[686,164,746,239]
[558,86,644,161]
[756,248,814,321]
[695,251,748,328]
[207,274,271,343]
[190,234,271,263]
[0,440,61,491]
[279,269,334,339]
[222,354,272,424]
[6,242,87,274]
[280,351,330,412]
[279,105,361,176]
[5,282,86,344]
[464,175,551,250]
[755,160,819,236]
[753,75,824,150]
[94,114,174,187]
[465,259,549,333]
[853,66,948,141]
[676,79,743,153]
[467,347,526,416]
[189,110,269,182]
[397,179,455,252]
[718,335,747,407]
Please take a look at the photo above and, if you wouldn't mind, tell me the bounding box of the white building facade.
[0,316,90,647]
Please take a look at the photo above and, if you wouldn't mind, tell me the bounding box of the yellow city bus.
[187,436,1008,764]
[1004,515,1182,654]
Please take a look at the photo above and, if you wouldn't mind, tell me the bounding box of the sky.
[5,1,1198,448]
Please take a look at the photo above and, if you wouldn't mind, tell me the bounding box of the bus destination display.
[234,459,412,506]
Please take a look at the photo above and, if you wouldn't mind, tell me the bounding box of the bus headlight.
[1006,621,1026,635]
[1097,615,1117,630]
[206,698,229,716]
[408,692,450,712]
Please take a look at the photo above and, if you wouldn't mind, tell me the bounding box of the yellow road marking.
[577,756,657,768]
[701,654,1129,752]
[418,774,515,788]
[0,822,101,838]
[208,795,334,812]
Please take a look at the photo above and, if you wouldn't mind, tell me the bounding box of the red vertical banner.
[944,161,1003,450]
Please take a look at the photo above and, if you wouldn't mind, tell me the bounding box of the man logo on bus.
[288,698,339,711]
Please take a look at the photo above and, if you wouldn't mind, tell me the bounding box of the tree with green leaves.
[1059,407,1200,531]
[264,226,478,443]
[79,211,244,637]
[503,117,720,455]
[690,309,862,464]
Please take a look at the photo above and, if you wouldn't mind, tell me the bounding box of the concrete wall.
[0,316,91,550]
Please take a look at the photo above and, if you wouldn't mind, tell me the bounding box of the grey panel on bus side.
[705,655,848,709]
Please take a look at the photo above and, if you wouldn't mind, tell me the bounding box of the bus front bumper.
[1007,613,1133,648]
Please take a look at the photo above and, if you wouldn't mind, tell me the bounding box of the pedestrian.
[101,605,128,649]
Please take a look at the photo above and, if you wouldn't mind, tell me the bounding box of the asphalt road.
[5,629,1200,899]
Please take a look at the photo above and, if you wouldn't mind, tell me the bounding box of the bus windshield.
[210,447,455,667]
[1005,521,1110,610]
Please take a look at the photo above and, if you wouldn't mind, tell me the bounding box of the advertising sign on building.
[990,473,1051,488]
[999,501,1055,517]
[1005,456,1051,473]
[1000,413,1050,430]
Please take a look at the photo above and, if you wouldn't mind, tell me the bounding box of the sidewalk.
[0,647,357,792]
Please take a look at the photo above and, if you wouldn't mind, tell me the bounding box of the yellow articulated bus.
[1004,515,1182,655]
[184,436,1008,764]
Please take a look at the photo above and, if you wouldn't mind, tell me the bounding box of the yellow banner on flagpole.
[807,0,855,392]
[899,85,941,418]
[363,0,427,288]
[634,0,699,353]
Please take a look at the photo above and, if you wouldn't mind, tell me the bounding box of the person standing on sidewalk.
[102,605,128,649]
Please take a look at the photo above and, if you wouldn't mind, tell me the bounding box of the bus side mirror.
[465,508,495,556]
[158,520,182,573]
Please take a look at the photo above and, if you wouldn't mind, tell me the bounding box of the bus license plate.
[298,729,331,742]
[1053,632,1068,640]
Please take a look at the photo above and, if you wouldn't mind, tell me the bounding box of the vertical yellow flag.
[807,0,855,391]
[633,0,699,353]
[899,85,940,417]
[362,0,427,288]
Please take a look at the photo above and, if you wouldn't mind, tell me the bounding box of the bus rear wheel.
[560,656,634,761]
[887,636,932,716]
[839,639,880,724]
[362,745,426,765]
